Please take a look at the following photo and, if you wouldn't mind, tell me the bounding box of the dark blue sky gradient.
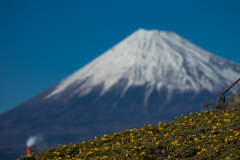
[0,0,240,114]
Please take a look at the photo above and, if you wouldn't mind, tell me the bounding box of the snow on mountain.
[45,28,240,105]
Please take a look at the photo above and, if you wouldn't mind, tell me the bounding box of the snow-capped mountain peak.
[45,28,240,105]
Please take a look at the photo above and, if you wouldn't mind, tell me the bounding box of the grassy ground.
[18,108,240,160]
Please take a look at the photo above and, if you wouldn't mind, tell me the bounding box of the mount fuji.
[1,28,240,160]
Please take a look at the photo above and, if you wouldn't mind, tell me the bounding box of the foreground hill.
[19,108,240,160]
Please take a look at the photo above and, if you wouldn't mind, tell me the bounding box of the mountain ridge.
[0,28,240,160]
[45,28,240,105]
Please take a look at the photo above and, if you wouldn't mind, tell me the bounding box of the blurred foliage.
[18,105,240,160]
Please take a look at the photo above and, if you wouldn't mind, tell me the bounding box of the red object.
[27,146,31,155]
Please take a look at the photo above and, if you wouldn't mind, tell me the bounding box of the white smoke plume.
[26,135,43,147]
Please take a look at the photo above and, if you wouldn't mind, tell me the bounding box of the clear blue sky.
[1,0,240,115]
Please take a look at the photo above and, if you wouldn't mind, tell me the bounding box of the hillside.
[18,108,240,160]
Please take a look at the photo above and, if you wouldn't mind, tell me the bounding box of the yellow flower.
[175,116,178,119]
[194,138,198,141]
[197,152,201,155]
[168,155,171,159]
[103,156,107,159]
[198,145,201,149]
[87,151,93,155]
[181,114,183,117]
[202,148,207,152]
[190,113,192,115]
[162,150,165,154]
[184,116,188,119]
[226,157,230,160]
[140,152,145,155]
[213,126,216,129]
[217,123,221,126]
[225,113,229,116]
[126,154,128,157]
[229,136,234,141]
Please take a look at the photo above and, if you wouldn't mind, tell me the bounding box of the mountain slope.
[45,28,240,105]
[0,28,240,160]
